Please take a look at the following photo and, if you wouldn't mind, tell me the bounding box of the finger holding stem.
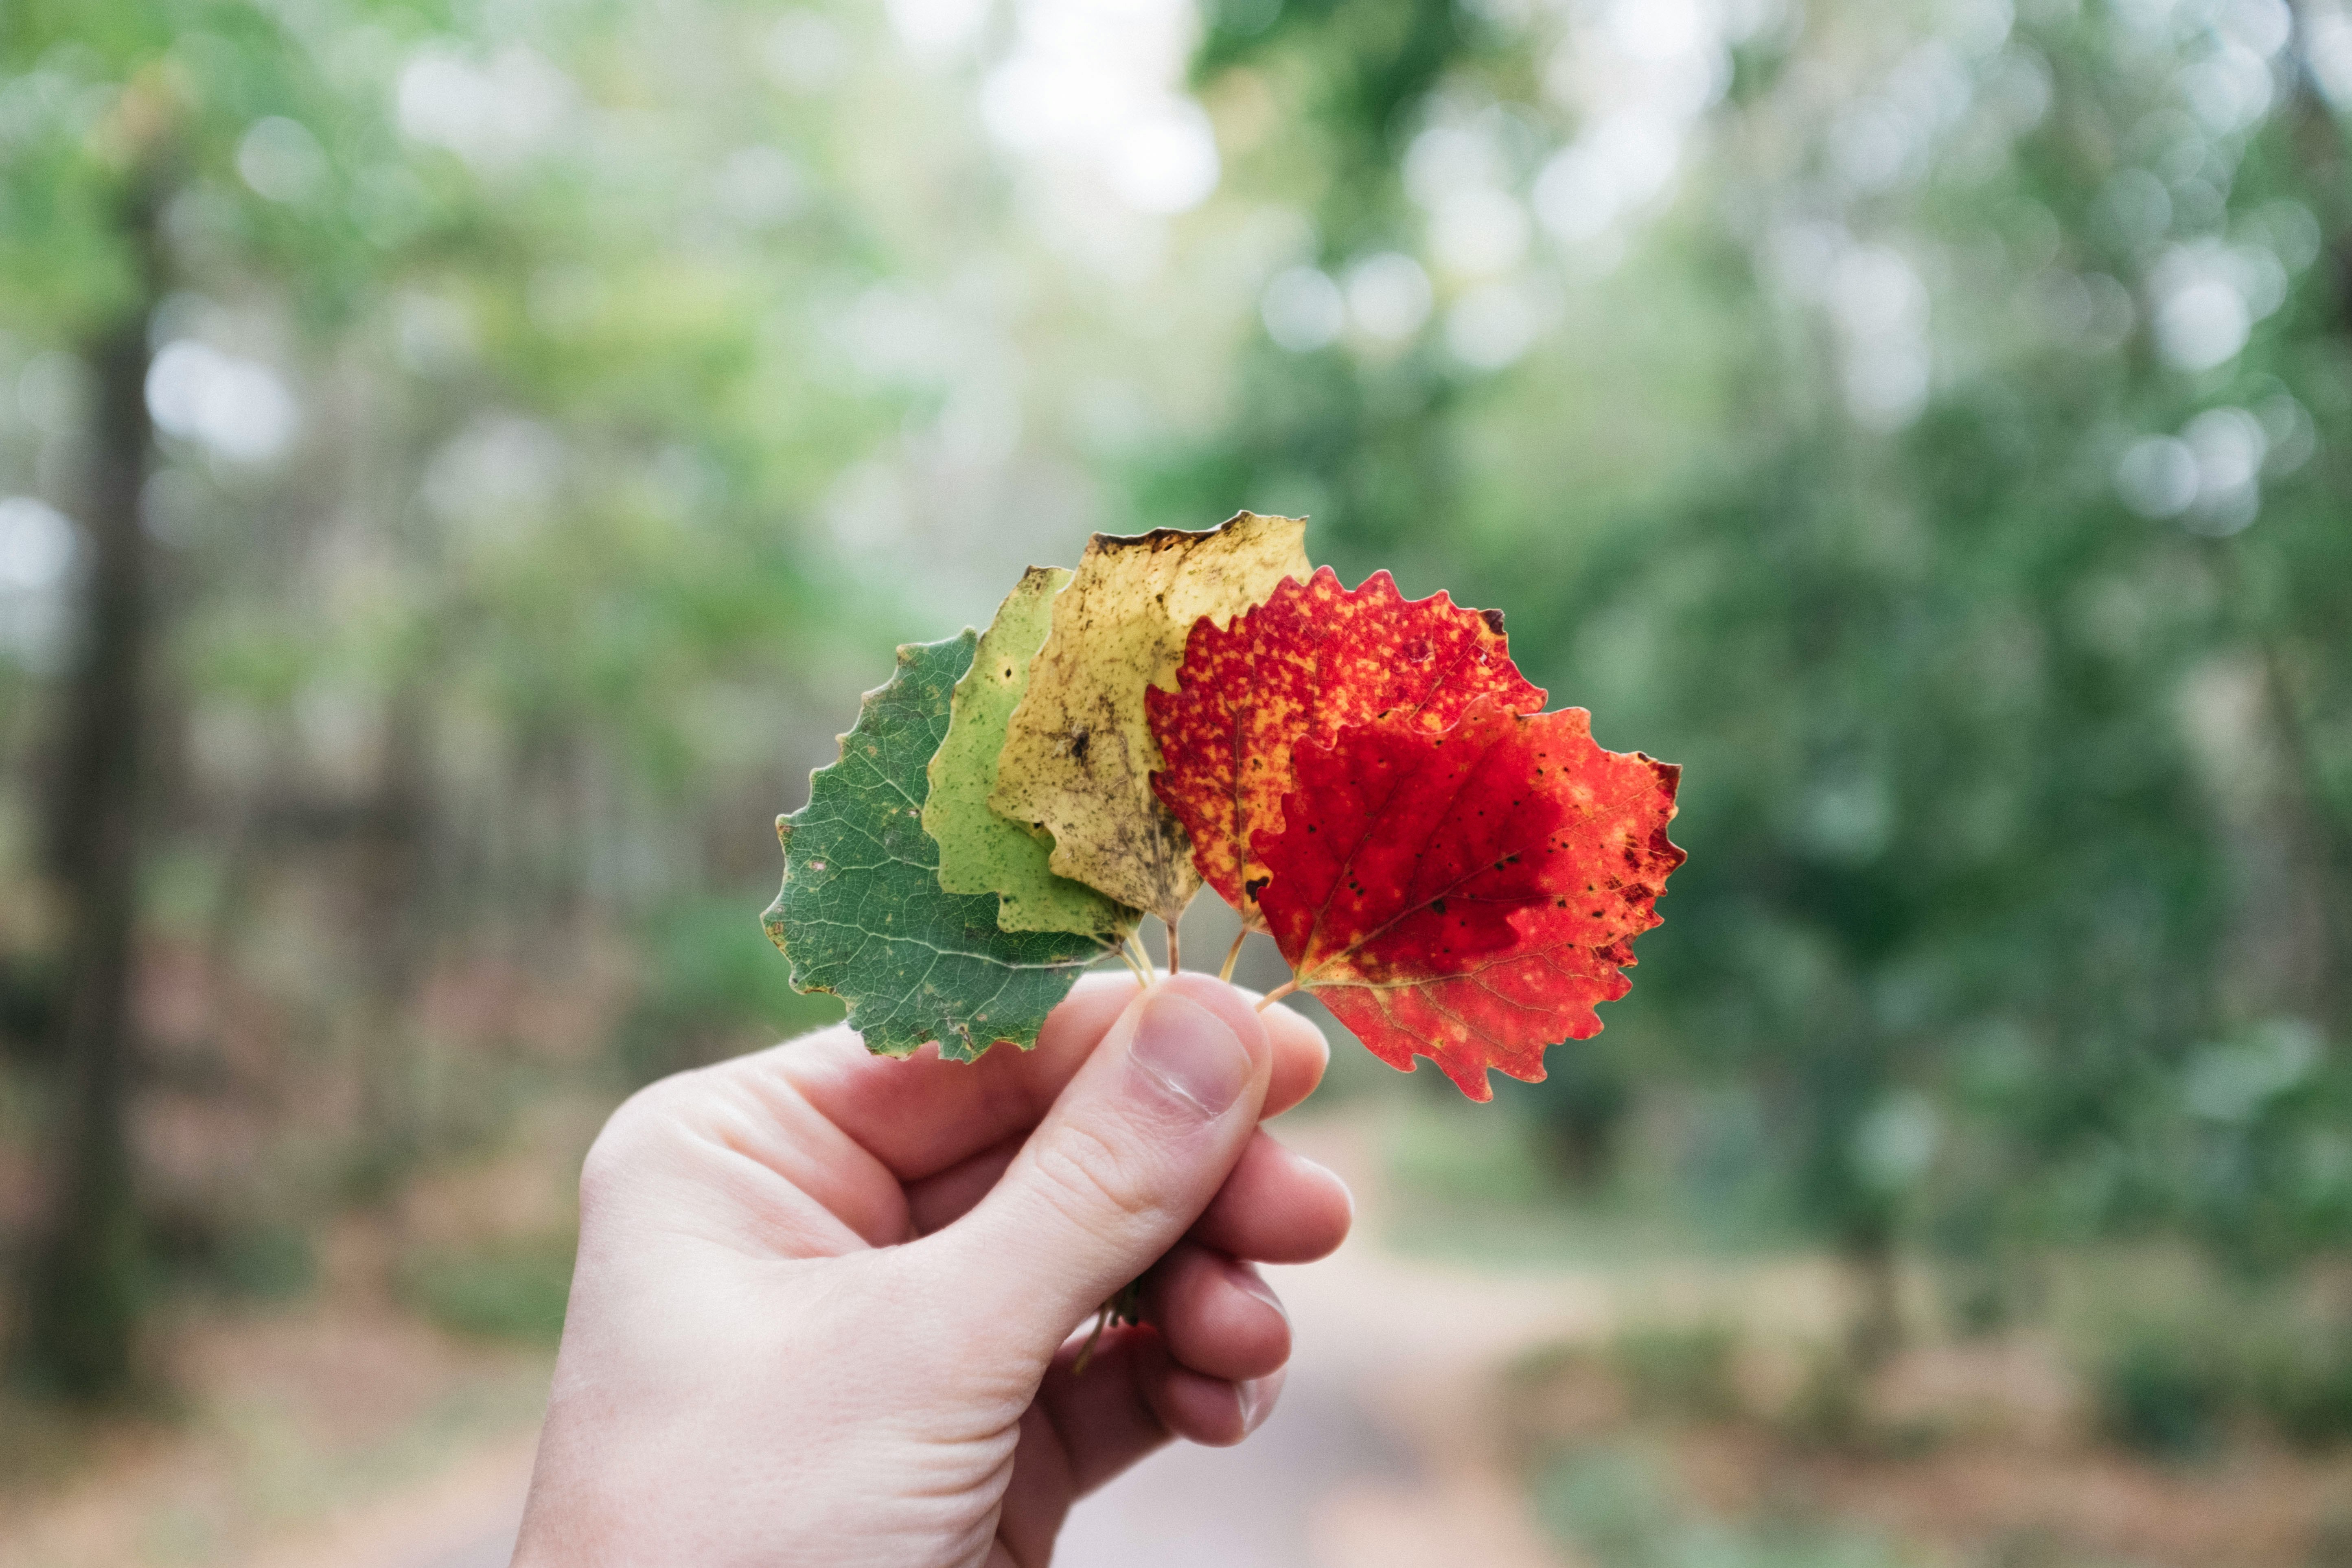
[1072,1277,1144,1375]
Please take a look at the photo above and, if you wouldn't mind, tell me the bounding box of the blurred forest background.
[4,0,2352,1562]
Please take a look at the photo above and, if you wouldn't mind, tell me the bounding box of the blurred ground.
[9,1110,2352,1568]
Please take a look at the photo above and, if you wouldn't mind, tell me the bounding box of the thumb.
[930,974,1272,1360]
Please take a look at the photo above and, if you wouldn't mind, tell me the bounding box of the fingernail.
[1237,1373,1280,1434]
[1128,991,1253,1118]
[1229,1262,1288,1326]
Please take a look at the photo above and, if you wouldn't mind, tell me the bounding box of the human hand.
[511,971,1351,1568]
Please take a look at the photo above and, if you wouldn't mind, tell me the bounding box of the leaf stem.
[1116,944,1152,988]
[1165,918,1181,976]
[1255,978,1300,1011]
[1218,929,1246,984]
[1073,1278,1143,1375]
[1124,931,1155,982]
[1073,1306,1112,1374]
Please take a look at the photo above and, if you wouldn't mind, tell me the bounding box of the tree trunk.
[2280,1,2352,1039]
[351,690,433,1201]
[1842,1220,1904,1375]
[16,186,163,1400]
[1535,1058,1629,1191]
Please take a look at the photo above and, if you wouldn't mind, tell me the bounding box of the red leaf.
[1146,567,1544,923]
[1253,700,1683,1100]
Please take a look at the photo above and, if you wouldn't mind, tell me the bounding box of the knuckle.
[1029,1121,1167,1233]
[575,1123,633,1211]
[576,1075,694,1209]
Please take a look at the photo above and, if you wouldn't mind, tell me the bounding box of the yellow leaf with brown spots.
[988,512,1311,922]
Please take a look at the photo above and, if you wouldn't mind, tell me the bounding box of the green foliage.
[1532,1444,1680,1567]
[2245,1328,2352,1450]
[396,1235,576,1346]
[763,635,1104,1059]
[1533,1441,1914,1568]
[617,896,845,1085]
[1385,1098,1549,1207]
[2085,1302,2352,1456]
[1522,1039,1633,1188]
[15,1168,148,1400]
[1610,1323,1741,1421]
[2093,1320,2232,1459]
[1777,1346,1872,1454]
[213,1225,315,1302]
[153,1214,315,1303]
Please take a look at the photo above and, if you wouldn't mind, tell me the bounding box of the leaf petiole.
[1255,978,1300,1011]
[1073,1277,1143,1375]
[1123,931,1157,985]
[1218,928,1246,983]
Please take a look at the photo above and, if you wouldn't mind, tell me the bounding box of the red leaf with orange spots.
[1253,700,1684,1100]
[1145,568,1544,926]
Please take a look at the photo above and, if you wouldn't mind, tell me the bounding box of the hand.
[512,972,1351,1568]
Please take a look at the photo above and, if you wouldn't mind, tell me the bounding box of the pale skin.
[512,972,1353,1568]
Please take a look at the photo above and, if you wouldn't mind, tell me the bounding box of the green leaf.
[925,567,1142,940]
[763,634,1107,1059]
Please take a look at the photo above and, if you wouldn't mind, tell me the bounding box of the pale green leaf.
[925,567,1141,939]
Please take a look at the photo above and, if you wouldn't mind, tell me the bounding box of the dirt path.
[1059,1198,1602,1568]
[245,1435,535,1568]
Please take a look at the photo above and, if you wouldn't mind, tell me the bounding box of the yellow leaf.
[989,512,1311,922]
